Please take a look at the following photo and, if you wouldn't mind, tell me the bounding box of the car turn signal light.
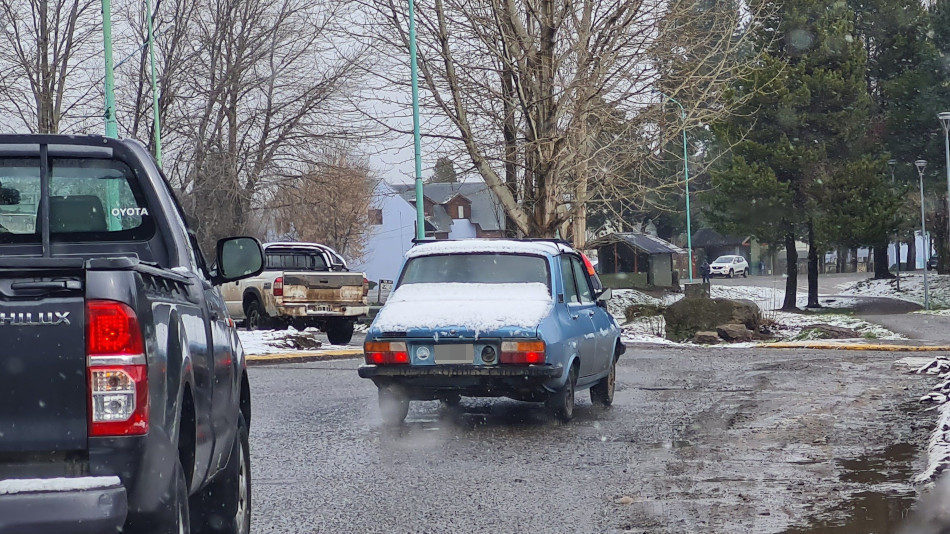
[364,341,409,365]
[500,341,545,364]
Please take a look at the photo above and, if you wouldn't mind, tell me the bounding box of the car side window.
[571,256,594,304]
[560,255,579,304]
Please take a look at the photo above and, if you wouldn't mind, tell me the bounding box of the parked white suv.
[709,255,749,278]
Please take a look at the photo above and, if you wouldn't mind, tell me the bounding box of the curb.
[759,342,950,352]
[246,349,363,366]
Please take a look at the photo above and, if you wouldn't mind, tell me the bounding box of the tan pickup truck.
[221,242,368,344]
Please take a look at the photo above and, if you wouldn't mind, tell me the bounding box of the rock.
[615,495,636,505]
[662,297,761,342]
[716,323,753,342]
[694,331,720,344]
[798,323,859,340]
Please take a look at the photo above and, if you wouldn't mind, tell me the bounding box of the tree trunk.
[782,230,798,311]
[836,247,845,273]
[906,237,916,271]
[806,219,820,308]
[935,200,948,274]
[872,243,893,279]
[850,248,858,273]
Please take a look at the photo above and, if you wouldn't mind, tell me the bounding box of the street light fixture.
[915,159,930,310]
[658,91,693,282]
[888,159,899,291]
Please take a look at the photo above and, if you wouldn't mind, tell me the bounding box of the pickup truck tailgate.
[282,272,364,303]
[0,277,87,452]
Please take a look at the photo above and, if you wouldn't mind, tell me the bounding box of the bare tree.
[156,0,369,251]
[358,0,770,242]
[0,0,101,133]
[269,148,377,261]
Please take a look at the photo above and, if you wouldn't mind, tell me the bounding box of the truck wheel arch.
[242,288,265,311]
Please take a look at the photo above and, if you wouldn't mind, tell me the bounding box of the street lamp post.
[101,0,118,138]
[916,159,930,310]
[888,159,900,291]
[408,0,425,240]
[939,112,950,271]
[658,92,693,282]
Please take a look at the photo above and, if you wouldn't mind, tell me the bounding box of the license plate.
[308,305,331,313]
[434,344,474,364]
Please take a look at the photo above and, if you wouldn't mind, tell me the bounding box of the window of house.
[457,205,464,219]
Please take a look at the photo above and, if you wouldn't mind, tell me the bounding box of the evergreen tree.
[708,0,872,310]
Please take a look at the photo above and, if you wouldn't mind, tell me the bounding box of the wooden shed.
[588,232,687,289]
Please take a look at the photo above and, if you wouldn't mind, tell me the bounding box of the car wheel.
[190,413,251,534]
[378,386,409,426]
[547,365,577,422]
[743,268,749,278]
[728,269,734,278]
[325,319,355,345]
[244,300,268,331]
[590,359,616,406]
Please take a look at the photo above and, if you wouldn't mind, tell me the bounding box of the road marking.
[760,342,950,352]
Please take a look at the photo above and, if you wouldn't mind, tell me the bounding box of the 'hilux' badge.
[0,312,71,326]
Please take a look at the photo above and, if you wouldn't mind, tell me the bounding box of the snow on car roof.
[406,239,571,259]
[372,282,553,332]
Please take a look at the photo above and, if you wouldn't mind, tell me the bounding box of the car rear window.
[398,253,550,290]
[0,157,154,242]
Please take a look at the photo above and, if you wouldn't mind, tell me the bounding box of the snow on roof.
[372,282,553,332]
[406,239,570,259]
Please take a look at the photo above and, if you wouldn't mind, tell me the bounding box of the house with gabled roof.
[391,182,506,239]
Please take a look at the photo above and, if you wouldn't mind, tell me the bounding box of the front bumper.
[0,477,127,534]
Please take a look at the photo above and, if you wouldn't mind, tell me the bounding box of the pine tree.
[709,0,872,310]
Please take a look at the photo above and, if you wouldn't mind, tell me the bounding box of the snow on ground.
[612,284,902,346]
[913,356,950,485]
[838,272,950,309]
[0,476,122,494]
[238,327,354,354]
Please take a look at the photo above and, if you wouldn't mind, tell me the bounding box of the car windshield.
[713,256,734,264]
[397,253,550,290]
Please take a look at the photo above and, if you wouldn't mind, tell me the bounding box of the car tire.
[325,319,355,345]
[190,413,251,534]
[743,268,749,278]
[378,386,409,426]
[244,300,269,331]
[590,359,616,406]
[547,365,577,422]
[728,269,734,278]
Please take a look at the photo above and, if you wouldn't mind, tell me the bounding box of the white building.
[353,181,417,286]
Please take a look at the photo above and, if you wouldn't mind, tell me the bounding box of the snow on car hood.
[372,282,553,333]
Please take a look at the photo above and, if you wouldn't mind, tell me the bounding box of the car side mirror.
[595,288,612,307]
[212,236,265,285]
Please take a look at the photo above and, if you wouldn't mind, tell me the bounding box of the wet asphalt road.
[248,346,936,534]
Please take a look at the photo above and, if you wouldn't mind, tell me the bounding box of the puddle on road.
[780,443,918,534]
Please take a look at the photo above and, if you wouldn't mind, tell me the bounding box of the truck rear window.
[265,251,329,271]
[0,157,154,242]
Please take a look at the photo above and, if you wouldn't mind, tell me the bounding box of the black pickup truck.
[0,135,265,534]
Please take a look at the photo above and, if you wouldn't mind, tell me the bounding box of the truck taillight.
[500,341,545,364]
[362,277,369,297]
[86,300,149,437]
[364,341,409,365]
[273,277,284,297]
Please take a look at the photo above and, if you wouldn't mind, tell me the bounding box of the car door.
[572,255,617,374]
[559,255,598,378]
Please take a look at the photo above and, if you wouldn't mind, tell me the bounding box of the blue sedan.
[358,239,625,424]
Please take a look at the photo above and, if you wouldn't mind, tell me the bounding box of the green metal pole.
[147,0,162,167]
[101,0,118,138]
[660,92,692,282]
[408,0,425,240]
